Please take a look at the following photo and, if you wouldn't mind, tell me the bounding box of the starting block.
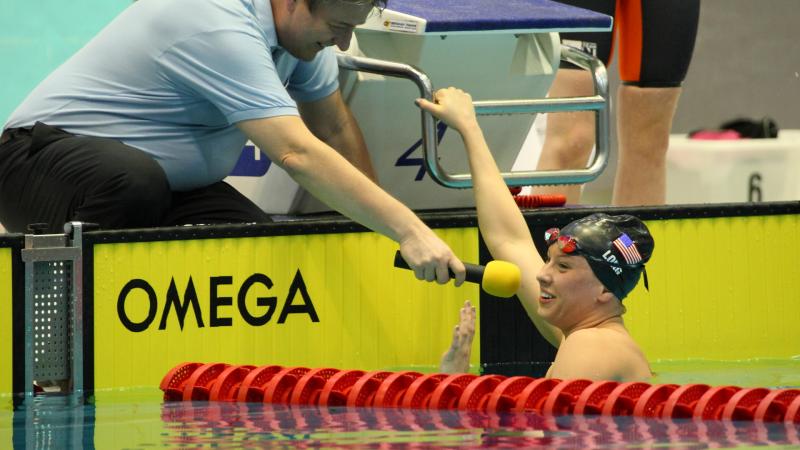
[226,0,612,213]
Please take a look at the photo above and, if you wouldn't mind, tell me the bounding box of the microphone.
[393,250,521,298]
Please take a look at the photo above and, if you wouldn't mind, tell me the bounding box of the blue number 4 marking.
[395,122,449,181]
[230,144,271,177]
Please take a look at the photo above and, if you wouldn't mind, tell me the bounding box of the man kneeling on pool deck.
[422,88,655,382]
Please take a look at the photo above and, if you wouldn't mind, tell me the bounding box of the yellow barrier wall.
[91,211,800,392]
[1,247,12,397]
[0,247,11,448]
[92,228,479,390]
[626,214,800,360]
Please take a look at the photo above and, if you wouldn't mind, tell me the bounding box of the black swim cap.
[545,213,654,300]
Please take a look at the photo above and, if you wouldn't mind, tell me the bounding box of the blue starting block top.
[362,0,612,34]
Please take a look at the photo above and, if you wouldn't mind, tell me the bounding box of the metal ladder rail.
[20,222,89,398]
[337,44,609,188]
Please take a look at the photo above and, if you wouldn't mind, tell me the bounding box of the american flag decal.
[613,233,642,264]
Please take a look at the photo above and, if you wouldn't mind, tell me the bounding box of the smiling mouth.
[540,292,555,304]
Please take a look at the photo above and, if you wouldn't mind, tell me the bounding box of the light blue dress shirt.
[5,0,339,190]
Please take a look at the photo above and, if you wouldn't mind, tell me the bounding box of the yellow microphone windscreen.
[482,260,521,298]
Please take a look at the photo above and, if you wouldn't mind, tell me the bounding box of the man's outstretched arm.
[298,90,377,182]
[237,115,465,284]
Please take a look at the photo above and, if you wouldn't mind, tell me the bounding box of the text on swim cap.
[602,250,623,275]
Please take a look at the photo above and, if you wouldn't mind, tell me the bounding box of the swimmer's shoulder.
[556,328,650,381]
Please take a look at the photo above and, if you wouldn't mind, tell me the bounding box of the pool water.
[2,359,799,449]
[650,358,800,388]
[4,391,799,449]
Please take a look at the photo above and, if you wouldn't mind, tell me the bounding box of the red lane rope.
[514,194,567,209]
[160,363,799,423]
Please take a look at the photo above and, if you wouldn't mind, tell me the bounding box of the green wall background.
[0,1,129,123]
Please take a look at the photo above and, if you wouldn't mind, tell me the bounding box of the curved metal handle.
[337,45,610,188]
[467,45,610,188]
[336,53,444,185]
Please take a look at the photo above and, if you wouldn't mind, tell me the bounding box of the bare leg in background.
[612,84,682,206]
[532,69,596,204]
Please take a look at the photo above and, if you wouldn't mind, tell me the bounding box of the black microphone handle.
[393,250,485,283]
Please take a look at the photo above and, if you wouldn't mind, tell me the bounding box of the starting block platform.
[226,0,612,214]
[357,0,612,34]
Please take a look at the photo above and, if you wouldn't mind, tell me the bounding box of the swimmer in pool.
[424,87,655,381]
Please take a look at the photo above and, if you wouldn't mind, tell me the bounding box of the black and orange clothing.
[558,0,701,87]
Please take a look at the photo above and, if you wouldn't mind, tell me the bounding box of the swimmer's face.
[536,245,606,332]
[277,0,373,61]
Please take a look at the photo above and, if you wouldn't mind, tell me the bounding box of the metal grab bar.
[336,54,437,182]
[337,44,609,188]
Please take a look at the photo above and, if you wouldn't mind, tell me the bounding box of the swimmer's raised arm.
[416,88,562,346]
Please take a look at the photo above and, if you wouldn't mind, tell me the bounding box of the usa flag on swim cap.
[613,233,642,264]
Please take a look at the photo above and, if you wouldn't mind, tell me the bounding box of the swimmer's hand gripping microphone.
[393,250,521,298]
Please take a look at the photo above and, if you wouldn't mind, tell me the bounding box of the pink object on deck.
[689,130,742,140]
